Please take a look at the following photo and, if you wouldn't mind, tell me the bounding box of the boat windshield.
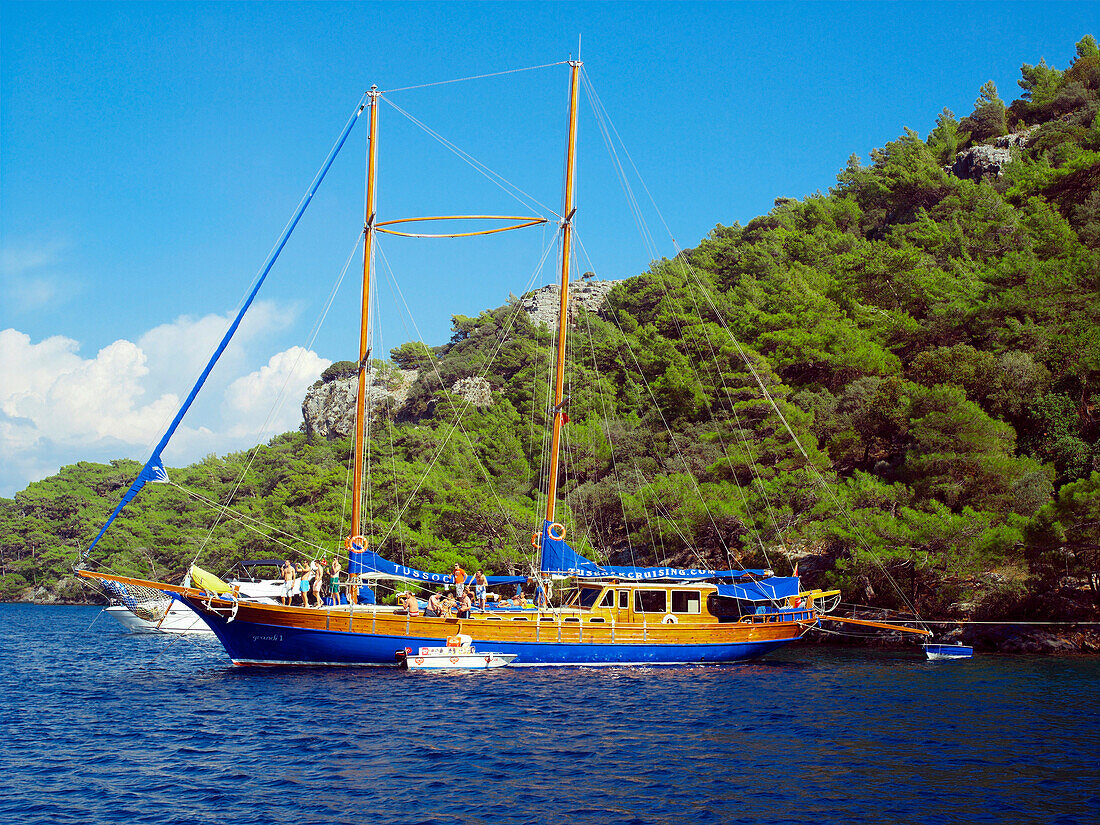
[578,587,603,608]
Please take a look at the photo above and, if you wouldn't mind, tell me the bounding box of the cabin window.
[618,590,628,609]
[539,616,554,623]
[588,617,606,623]
[564,617,580,623]
[671,590,701,614]
[578,588,602,608]
[512,616,529,621]
[599,590,614,608]
[487,616,502,621]
[634,589,667,614]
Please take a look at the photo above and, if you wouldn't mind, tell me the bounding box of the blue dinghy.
[924,643,974,660]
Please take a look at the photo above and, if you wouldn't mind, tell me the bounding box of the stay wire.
[381,61,568,94]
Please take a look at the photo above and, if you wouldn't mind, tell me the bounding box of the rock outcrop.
[301,366,418,438]
[949,130,1033,181]
[520,279,618,329]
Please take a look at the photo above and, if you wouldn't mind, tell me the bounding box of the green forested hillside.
[3,38,1098,622]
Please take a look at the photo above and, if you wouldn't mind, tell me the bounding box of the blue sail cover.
[348,548,525,586]
[715,578,801,602]
[538,520,778,584]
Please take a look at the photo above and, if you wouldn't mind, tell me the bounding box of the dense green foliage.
[3,38,1098,618]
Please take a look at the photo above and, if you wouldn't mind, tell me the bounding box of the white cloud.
[0,329,180,496]
[136,301,298,399]
[224,347,331,439]
[0,312,328,497]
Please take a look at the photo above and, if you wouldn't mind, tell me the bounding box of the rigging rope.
[368,230,559,553]
[189,228,366,569]
[381,61,568,94]
[580,66,930,629]
[381,96,558,219]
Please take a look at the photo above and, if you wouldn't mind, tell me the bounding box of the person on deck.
[280,560,295,606]
[474,570,488,610]
[534,579,547,609]
[330,557,342,605]
[442,593,457,616]
[457,591,472,619]
[452,564,467,599]
[310,559,325,607]
[297,564,313,607]
[426,592,444,618]
[403,591,420,617]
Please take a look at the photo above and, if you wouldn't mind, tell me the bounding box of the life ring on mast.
[548,522,567,541]
[345,535,368,552]
[662,613,678,624]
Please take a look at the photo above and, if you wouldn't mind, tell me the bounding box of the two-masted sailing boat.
[78,60,928,665]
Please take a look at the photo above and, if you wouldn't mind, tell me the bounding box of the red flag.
[562,412,570,424]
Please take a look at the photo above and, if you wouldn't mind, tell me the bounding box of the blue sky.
[1,1,1096,496]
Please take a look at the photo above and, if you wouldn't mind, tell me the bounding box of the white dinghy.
[398,634,515,670]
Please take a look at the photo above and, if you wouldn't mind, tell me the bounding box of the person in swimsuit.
[310,559,324,607]
[457,591,472,619]
[474,570,487,610]
[297,564,312,607]
[330,557,342,605]
[426,592,444,617]
[402,591,420,616]
[280,559,296,606]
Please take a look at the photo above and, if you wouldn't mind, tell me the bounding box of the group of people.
[397,565,550,617]
[276,555,550,613]
[280,556,343,607]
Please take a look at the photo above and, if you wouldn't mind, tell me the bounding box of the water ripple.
[3,605,1099,825]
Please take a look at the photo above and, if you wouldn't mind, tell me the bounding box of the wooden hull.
[183,598,807,667]
[79,571,811,667]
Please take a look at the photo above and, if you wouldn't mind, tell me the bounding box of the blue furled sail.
[348,544,525,586]
[84,97,368,558]
[538,520,784,589]
[714,579,801,602]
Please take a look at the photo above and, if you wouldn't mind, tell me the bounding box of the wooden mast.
[544,60,582,527]
[351,85,381,542]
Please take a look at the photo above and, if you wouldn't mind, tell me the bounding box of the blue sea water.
[2,605,1098,825]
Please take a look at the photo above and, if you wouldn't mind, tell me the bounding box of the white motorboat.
[104,560,285,634]
[398,635,515,670]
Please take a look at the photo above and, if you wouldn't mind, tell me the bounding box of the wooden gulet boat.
[78,60,930,666]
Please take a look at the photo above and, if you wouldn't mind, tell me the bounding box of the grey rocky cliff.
[301,366,418,438]
[949,130,1033,181]
[520,279,618,329]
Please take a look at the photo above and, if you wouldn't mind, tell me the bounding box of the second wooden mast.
[544,60,582,529]
[351,85,381,543]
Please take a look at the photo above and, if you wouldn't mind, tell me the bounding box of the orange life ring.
[548,522,567,541]
[345,535,368,552]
